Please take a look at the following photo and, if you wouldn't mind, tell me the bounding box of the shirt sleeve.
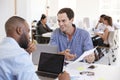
[49,29,58,46]
[83,31,94,51]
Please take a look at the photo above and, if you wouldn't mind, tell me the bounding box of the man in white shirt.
[94,14,106,33]
[0,16,70,80]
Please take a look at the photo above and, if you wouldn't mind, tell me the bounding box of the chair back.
[108,30,117,48]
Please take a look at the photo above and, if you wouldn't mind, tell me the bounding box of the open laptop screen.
[32,44,58,65]
[38,52,65,74]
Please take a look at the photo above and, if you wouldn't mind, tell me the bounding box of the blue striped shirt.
[49,26,93,60]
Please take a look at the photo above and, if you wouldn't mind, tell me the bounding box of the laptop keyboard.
[36,71,58,78]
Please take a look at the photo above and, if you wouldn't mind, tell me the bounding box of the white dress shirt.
[0,37,39,80]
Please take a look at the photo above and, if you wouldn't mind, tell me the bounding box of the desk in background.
[42,32,52,37]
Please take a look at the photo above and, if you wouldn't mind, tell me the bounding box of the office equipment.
[36,52,64,78]
[32,44,58,65]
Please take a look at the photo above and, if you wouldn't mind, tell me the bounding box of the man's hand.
[58,71,70,80]
[26,42,36,54]
[59,49,76,60]
[84,53,95,63]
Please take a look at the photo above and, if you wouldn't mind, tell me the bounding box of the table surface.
[35,61,120,80]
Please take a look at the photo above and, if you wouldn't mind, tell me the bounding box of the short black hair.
[57,8,74,20]
[5,16,25,34]
[100,14,106,18]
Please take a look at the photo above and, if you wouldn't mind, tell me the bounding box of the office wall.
[76,0,99,20]
[0,0,31,41]
[76,0,99,28]
[30,0,99,22]
[48,0,58,16]
[0,0,14,41]
[30,0,46,21]
[16,0,31,23]
[30,0,58,21]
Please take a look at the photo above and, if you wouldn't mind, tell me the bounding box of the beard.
[18,33,29,49]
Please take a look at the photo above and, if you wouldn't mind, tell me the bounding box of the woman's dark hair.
[100,14,106,18]
[103,16,112,26]
[40,14,46,21]
[37,14,46,26]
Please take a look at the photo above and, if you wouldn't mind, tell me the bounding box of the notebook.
[36,52,65,78]
[32,44,58,65]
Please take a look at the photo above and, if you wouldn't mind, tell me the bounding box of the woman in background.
[92,15,114,60]
[36,14,53,43]
[93,15,114,47]
[37,14,53,35]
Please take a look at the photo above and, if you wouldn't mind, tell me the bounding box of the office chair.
[35,26,50,44]
[98,30,119,65]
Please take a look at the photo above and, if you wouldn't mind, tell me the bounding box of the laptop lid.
[37,52,65,77]
[32,44,58,65]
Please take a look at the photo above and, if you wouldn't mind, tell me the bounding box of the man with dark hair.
[49,8,95,63]
[95,14,106,32]
[0,16,70,80]
[57,8,74,20]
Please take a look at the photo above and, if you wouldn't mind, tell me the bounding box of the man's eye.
[62,20,65,22]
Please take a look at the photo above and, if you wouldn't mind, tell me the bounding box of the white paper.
[75,47,97,62]
[67,47,97,66]
[71,75,95,80]
[65,68,95,80]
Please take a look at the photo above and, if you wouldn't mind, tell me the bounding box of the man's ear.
[16,27,22,35]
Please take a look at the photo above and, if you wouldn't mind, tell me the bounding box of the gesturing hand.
[60,49,76,61]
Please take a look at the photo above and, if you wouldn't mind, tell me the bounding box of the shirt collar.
[2,37,20,48]
[60,24,77,36]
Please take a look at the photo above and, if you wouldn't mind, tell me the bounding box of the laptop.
[32,44,58,65]
[36,52,65,78]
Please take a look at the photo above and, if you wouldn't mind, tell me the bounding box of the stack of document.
[67,47,97,66]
